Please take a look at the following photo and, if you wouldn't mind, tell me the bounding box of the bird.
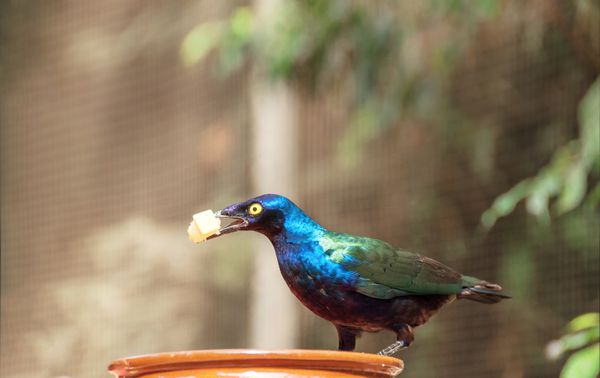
[207,193,509,355]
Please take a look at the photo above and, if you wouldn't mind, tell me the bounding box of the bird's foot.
[377,340,406,356]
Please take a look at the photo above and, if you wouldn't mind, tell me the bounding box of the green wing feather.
[320,232,473,299]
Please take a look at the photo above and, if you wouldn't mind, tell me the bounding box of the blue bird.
[208,194,509,355]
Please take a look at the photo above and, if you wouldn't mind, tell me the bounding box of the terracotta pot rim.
[108,349,403,377]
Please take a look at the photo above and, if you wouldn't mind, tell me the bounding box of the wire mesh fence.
[1,1,598,378]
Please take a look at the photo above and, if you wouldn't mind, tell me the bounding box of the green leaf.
[526,187,550,220]
[569,313,600,332]
[547,313,600,359]
[216,7,256,75]
[556,161,587,214]
[230,7,254,39]
[558,328,600,354]
[480,210,497,229]
[482,78,599,228]
[495,181,531,214]
[560,343,600,378]
[579,77,600,168]
[481,180,532,229]
[180,22,223,67]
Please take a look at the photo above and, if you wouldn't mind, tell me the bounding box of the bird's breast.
[272,241,363,322]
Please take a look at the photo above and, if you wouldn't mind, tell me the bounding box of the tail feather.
[458,281,511,304]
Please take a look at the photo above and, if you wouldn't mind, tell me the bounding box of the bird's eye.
[248,203,263,216]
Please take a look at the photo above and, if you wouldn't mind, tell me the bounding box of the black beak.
[206,210,249,240]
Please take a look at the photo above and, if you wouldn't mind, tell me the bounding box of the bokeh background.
[1,1,598,377]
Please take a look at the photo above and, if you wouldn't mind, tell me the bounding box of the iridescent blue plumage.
[215,194,509,354]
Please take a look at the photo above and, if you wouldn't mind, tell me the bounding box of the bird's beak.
[206,210,249,240]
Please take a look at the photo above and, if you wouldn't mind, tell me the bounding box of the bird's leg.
[377,324,413,356]
[336,325,359,351]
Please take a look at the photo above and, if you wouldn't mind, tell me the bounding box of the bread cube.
[187,209,221,243]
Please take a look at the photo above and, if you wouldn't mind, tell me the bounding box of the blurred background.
[1,1,598,377]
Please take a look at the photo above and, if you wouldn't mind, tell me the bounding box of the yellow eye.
[248,203,263,216]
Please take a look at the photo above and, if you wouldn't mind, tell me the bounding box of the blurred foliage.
[483,78,600,228]
[181,0,599,222]
[180,0,500,165]
[489,77,599,377]
[181,7,254,73]
[546,313,600,378]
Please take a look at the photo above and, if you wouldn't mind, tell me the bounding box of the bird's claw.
[377,340,406,356]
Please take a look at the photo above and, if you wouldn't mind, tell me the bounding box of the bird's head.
[209,194,320,239]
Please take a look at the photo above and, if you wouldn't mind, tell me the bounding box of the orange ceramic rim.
[108,349,403,377]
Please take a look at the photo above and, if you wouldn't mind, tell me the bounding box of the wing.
[320,232,465,299]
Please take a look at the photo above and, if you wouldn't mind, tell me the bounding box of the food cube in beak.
[187,209,222,243]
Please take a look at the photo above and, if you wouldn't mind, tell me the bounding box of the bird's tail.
[458,277,511,304]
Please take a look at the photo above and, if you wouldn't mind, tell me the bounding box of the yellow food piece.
[187,210,221,243]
